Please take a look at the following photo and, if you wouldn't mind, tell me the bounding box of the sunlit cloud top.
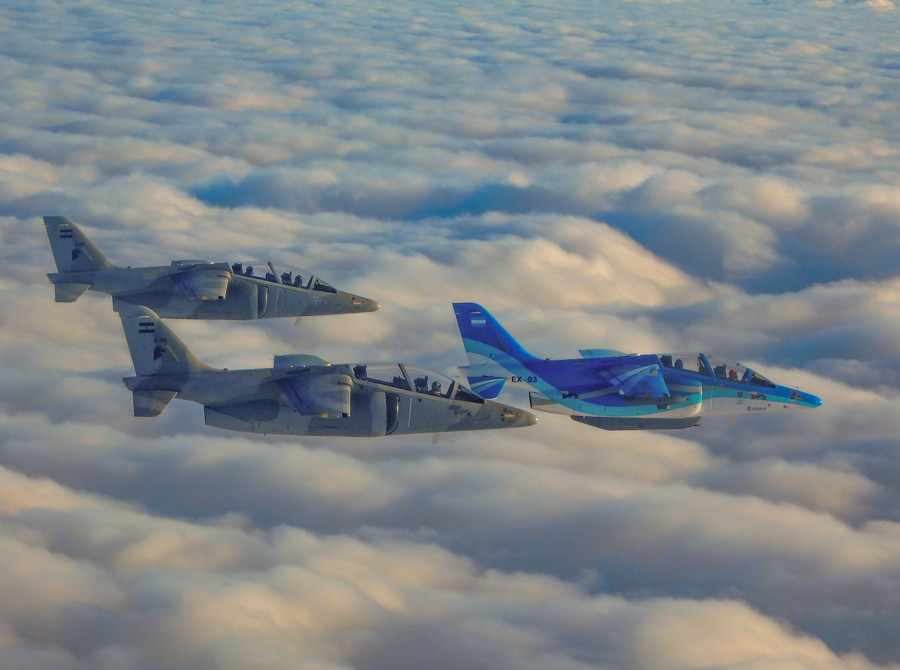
[1,1,900,668]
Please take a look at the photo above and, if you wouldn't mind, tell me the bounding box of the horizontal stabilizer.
[458,362,508,399]
[132,389,177,417]
[54,282,90,302]
[466,375,507,399]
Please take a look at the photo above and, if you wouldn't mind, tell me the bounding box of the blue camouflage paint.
[453,302,822,428]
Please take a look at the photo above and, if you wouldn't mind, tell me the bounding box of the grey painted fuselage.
[125,364,535,437]
[44,216,379,318]
[118,305,536,438]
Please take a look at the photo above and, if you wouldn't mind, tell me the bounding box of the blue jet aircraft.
[453,302,822,430]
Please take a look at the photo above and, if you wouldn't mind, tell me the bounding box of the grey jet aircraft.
[116,304,536,437]
[44,215,379,319]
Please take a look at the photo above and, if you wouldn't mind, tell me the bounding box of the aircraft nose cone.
[497,405,537,428]
[355,296,380,312]
[518,410,538,427]
[451,402,536,431]
[793,390,822,408]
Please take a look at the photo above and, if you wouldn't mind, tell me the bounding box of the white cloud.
[2,0,900,668]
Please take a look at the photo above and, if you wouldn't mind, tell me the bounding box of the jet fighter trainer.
[44,216,379,319]
[117,304,535,437]
[453,302,821,430]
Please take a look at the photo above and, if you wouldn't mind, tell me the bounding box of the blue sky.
[1,1,900,668]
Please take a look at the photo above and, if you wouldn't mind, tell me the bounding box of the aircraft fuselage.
[48,264,378,319]
[520,353,820,426]
[124,363,535,437]
[453,302,822,430]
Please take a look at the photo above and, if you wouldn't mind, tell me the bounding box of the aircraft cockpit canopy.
[658,353,776,388]
[229,261,337,293]
[353,363,484,403]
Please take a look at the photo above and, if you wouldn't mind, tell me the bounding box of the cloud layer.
[1,1,900,668]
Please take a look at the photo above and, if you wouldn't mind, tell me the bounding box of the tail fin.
[119,304,212,377]
[44,215,116,273]
[452,303,538,397]
[452,303,537,364]
[119,305,213,417]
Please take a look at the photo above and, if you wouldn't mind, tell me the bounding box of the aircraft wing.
[595,362,671,401]
[577,350,671,399]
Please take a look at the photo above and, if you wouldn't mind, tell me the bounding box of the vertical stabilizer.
[118,304,212,377]
[44,215,116,273]
[452,302,537,365]
[452,302,539,398]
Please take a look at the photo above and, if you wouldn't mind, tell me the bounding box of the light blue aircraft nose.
[793,389,822,408]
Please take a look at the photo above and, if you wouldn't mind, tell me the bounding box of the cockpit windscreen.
[229,262,337,293]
